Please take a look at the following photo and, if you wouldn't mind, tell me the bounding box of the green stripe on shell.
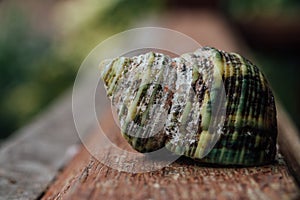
[100,47,277,166]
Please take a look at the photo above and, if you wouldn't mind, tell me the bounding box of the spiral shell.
[100,47,277,166]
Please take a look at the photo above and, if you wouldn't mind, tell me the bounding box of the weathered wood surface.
[0,92,79,200]
[42,108,299,200]
[0,74,105,200]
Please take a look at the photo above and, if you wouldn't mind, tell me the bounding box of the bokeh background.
[0,0,299,140]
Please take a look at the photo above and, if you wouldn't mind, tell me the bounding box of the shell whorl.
[100,47,277,166]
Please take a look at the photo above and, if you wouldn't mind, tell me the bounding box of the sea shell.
[99,47,277,166]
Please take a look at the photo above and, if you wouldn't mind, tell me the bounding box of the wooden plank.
[0,73,107,199]
[0,92,79,200]
[41,107,299,200]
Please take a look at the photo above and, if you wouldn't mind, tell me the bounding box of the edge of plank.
[277,104,300,186]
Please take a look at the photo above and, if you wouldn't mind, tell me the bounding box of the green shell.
[100,47,277,166]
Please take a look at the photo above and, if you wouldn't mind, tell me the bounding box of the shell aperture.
[100,47,277,166]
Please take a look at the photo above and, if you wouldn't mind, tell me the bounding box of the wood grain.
[42,109,299,200]
[0,92,79,200]
[0,76,108,200]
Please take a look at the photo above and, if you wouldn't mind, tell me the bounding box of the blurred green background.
[0,0,299,140]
